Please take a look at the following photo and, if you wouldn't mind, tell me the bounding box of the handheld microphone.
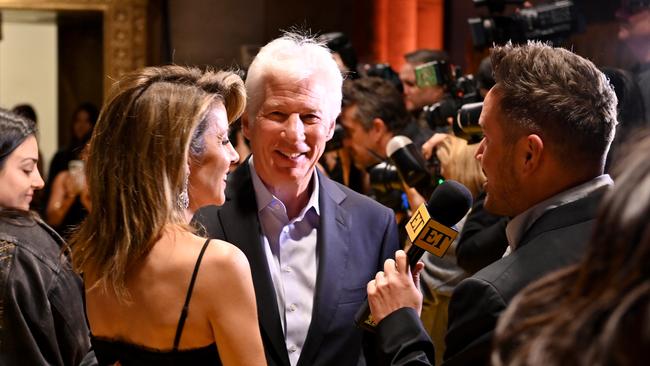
[386,136,433,198]
[354,180,473,332]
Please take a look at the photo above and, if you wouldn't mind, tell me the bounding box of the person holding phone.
[46,146,91,239]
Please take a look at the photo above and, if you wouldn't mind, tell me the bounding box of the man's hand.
[367,250,424,324]
[421,133,449,160]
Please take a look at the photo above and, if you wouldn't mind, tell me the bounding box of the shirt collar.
[249,157,321,219]
[506,174,613,250]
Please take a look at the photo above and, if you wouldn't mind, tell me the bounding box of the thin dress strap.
[172,238,211,351]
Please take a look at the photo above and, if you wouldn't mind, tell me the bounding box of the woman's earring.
[178,177,189,210]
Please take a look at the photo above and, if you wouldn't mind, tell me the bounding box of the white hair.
[245,31,343,124]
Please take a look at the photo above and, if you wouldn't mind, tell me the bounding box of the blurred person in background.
[399,49,451,131]
[340,77,411,173]
[617,0,650,122]
[340,76,428,243]
[47,103,98,185]
[0,108,90,365]
[43,103,98,217]
[46,143,91,239]
[475,56,496,100]
[319,32,359,79]
[318,31,365,192]
[600,67,648,172]
[399,49,450,114]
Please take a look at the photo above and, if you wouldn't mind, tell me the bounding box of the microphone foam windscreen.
[426,180,473,227]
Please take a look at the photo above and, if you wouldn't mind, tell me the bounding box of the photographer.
[341,77,411,174]
[341,77,431,239]
[399,49,453,131]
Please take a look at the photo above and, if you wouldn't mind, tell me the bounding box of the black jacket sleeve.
[376,307,435,366]
[443,277,506,366]
[456,192,509,274]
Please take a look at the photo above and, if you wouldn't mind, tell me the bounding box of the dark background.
[57,0,639,147]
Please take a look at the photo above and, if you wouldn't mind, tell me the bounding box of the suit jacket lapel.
[518,186,607,248]
[219,161,290,365]
[298,172,351,366]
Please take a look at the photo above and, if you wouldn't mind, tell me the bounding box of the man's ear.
[325,119,337,141]
[520,134,544,175]
[371,118,387,137]
[241,113,251,140]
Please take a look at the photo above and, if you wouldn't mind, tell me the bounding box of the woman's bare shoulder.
[190,235,251,279]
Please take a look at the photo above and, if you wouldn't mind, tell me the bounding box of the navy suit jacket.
[193,160,399,366]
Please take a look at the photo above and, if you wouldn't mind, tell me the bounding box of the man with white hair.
[194,32,399,366]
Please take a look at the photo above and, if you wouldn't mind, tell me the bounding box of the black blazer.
[193,160,399,366]
[442,187,607,366]
[376,308,436,366]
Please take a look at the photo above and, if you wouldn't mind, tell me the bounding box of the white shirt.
[249,158,320,366]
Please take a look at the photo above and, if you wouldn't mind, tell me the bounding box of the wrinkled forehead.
[262,75,329,108]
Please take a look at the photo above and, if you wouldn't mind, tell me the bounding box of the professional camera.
[359,63,404,93]
[416,60,481,131]
[453,102,484,144]
[468,0,580,49]
[369,136,444,200]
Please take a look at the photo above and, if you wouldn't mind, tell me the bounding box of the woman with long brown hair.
[492,131,650,366]
[0,108,91,365]
[71,65,265,365]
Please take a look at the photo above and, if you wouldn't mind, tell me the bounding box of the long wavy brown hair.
[70,65,245,300]
[492,131,650,366]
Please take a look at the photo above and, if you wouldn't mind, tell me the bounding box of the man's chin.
[483,195,506,216]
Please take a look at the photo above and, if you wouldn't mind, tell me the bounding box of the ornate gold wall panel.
[0,0,148,98]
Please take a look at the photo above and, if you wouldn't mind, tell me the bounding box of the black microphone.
[386,135,433,198]
[354,180,473,332]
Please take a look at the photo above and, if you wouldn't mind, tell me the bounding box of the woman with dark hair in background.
[47,102,99,182]
[45,140,91,239]
[71,65,265,365]
[0,108,90,365]
[492,130,650,366]
[42,103,98,216]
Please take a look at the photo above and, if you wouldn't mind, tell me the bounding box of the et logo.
[405,204,459,257]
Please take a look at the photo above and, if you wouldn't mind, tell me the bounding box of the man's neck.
[274,185,311,220]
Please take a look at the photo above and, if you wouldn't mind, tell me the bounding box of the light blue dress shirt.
[249,158,320,366]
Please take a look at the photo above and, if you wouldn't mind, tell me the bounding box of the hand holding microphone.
[367,250,425,324]
[355,180,473,331]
